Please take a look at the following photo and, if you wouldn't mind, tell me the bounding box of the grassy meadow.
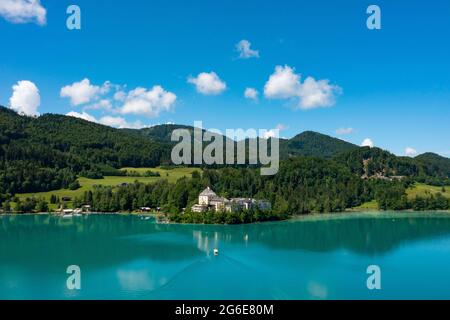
[119,167,199,182]
[406,183,450,199]
[351,183,450,211]
[350,200,379,211]
[16,167,200,210]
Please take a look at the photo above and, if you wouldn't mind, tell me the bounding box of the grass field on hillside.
[350,184,450,211]
[16,167,200,209]
[120,167,199,183]
[350,200,379,211]
[406,183,450,199]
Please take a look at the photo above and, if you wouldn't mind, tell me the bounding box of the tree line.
[2,158,449,219]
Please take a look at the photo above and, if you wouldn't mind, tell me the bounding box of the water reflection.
[1,213,450,299]
[2,213,450,270]
[189,213,450,254]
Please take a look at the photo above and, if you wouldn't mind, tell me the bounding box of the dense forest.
[65,158,449,224]
[1,107,449,221]
[0,106,365,196]
[335,147,450,185]
[0,106,172,196]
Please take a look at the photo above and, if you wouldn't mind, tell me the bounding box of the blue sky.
[0,0,449,157]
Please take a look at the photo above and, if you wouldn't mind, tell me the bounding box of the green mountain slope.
[141,124,358,159]
[415,153,450,178]
[1,106,448,199]
[0,106,171,194]
[280,131,357,158]
[138,124,196,143]
[335,147,450,184]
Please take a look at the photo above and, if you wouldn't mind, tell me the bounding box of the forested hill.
[335,147,450,185]
[415,153,450,179]
[1,106,449,197]
[280,131,357,158]
[0,106,172,195]
[0,106,172,167]
[139,125,450,182]
[141,124,357,159]
[138,124,196,142]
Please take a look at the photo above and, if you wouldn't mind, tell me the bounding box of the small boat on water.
[214,249,219,256]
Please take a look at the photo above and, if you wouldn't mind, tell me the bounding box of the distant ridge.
[280,131,357,158]
[140,124,358,159]
[415,152,450,178]
[1,106,448,163]
[138,124,196,143]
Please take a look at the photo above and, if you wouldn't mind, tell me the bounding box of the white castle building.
[191,187,271,213]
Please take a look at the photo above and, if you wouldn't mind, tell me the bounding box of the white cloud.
[244,87,259,101]
[84,99,113,111]
[60,78,103,106]
[188,72,227,95]
[264,65,301,99]
[66,111,97,123]
[361,138,374,148]
[264,65,341,109]
[0,0,46,25]
[114,91,126,102]
[336,127,354,135]
[261,124,287,140]
[9,80,40,116]
[236,40,259,59]
[99,81,112,95]
[119,85,177,118]
[66,111,147,129]
[61,79,176,119]
[99,115,146,129]
[298,76,341,109]
[405,147,418,157]
[262,130,278,139]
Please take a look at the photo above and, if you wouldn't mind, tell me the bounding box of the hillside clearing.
[16,167,200,208]
[349,184,450,211]
[120,167,199,182]
[406,183,450,199]
[350,200,379,211]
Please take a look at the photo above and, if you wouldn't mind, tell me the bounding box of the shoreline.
[2,210,450,225]
[287,210,450,222]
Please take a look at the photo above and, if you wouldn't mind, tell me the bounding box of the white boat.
[214,249,219,256]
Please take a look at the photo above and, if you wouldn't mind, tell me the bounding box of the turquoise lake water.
[1,212,450,300]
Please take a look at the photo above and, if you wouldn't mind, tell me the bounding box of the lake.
[1,212,450,300]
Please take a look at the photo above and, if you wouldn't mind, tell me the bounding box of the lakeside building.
[191,187,271,213]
